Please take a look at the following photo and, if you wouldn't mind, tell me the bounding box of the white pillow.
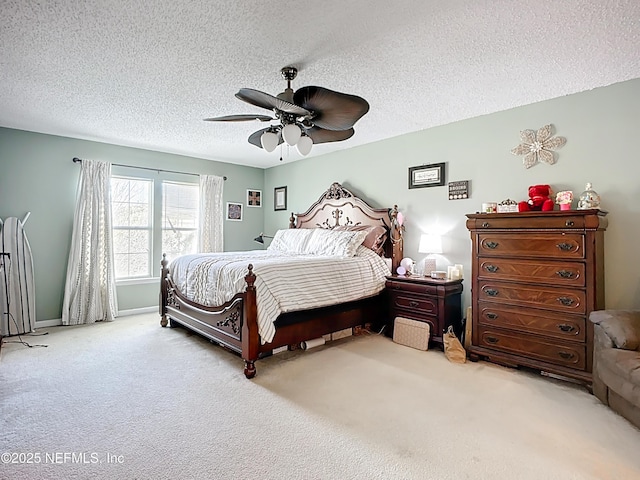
[267,229,315,254]
[304,228,369,257]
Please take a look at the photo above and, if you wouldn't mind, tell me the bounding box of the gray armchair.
[589,310,640,429]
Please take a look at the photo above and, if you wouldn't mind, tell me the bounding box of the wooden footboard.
[160,255,384,379]
[160,254,261,378]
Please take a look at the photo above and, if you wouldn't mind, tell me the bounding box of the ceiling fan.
[204,66,370,156]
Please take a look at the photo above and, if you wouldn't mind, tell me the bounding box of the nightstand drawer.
[386,279,439,295]
[390,293,437,316]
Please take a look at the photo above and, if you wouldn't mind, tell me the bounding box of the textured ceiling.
[1,0,639,168]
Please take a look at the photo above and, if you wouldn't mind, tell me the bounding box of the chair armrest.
[589,310,640,351]
[593,323,614,350]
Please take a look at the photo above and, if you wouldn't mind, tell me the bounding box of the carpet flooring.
[1,313,639,480]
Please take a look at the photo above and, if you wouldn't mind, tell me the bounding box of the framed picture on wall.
[226,202,243,221]
[408,162,446,189]
[274,186,287,211]
[247,189,262,207]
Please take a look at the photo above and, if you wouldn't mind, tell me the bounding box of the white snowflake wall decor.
[510,124,566,169]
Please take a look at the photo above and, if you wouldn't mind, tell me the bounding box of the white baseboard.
[118,306,156,317]
[34,318,62,328]
[35,306,157,328]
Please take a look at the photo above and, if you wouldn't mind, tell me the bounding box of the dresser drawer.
[477,258,585,287]
[477,233,584,259]
[478,281,586,314]
[469,215,587,230]
[477,326,586,370]
[477,302,585,342]
[389,292,437,316]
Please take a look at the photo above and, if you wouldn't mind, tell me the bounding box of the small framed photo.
[247,189,262,207]
[408,162,446,189]
[274,186,287,211]
[226,202,243,221]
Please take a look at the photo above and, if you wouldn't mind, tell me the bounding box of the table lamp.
[418,234,442,276]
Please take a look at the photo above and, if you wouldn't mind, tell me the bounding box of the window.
[111,174,199,281]
[162,182,199,263]
[111,177,153,279]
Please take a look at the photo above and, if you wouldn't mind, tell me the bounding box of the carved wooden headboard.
[288,182,403,271]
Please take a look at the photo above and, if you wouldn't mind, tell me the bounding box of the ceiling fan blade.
[305,126,355,144]
[247,128,284,149]
[203,114,274,122]
[294,86,369,131]
[236,88,310,116]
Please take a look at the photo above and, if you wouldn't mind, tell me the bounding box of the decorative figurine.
[555,191,573,211]
[577,183,601,210]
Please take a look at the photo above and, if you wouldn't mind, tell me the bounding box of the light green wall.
[2,79,638,323]
[265,78,640,312]
[0,128,264,320]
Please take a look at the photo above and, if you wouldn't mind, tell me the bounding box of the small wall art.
[247,189,262,207]
[226,202,243,221]
[448,180,469,200]
[274,186,287,211]
[408,162,446,189]
[510,124,566,169]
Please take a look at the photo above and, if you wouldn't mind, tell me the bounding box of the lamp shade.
[260,131,279,152]
[418,234,442,254]
[253,233,274,244]
[296,135,313,155]
[282,124,301,146]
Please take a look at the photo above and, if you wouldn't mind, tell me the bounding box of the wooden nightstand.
[385,275,463,347]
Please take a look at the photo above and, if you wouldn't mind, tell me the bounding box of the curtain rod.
[72,157,227,180]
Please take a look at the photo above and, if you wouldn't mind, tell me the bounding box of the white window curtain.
[62,159,118,325]
[198,174,224,253]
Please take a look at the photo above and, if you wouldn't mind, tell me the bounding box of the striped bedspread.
[169,245,390,344]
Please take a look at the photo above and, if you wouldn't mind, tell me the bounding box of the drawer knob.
[557,296,575,306]
[565,220,574,227]
[556,270,576,279]
[557,324,576,333]
[558,351,575,360]
[409,301,419,308]
[485,336,499,344]
[484,288,499,297]
[556,242,574,252]
[484,241,499,249]
[486,312,499,320]
[484,264,499,273]
[482,222,490,228]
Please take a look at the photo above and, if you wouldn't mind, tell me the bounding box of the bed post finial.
[289,212,296,229]
[245,264,256,289]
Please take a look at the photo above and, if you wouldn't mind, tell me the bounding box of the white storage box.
[393,317,430,351]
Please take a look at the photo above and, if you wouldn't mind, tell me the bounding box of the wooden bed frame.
[160,182,403,378]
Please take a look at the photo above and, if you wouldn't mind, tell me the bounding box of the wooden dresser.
[465,210,607,384]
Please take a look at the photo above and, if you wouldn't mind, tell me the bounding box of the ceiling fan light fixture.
[260,130,279,152]
[296,135,313,156]
[282,123,302,146]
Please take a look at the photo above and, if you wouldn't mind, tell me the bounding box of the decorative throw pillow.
[334,224,387,255]
[267,229,315,254]
[304,228,369,257]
